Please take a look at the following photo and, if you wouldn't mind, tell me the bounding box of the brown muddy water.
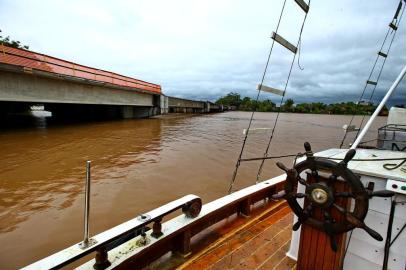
[0,112,385,269]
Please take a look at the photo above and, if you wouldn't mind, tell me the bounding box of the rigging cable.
[339,1,405,149]
[228,0,288,194]
[240,154,406,162]
[354,3,405,141]
[340,230,353,270]
[256,1,311,182]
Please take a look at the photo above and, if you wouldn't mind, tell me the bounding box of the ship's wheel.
[275,142,395,251]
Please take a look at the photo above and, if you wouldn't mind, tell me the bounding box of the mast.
[351,64,406,149]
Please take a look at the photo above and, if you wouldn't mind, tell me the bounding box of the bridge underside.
[0,67,224,123]
[0,69,161,121]
[0,101,157,123]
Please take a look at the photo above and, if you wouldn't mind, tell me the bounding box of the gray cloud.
[1,0,405,106]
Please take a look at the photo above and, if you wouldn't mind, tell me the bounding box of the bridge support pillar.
[205,102,211,113]
[159,95,169,114]
[120,106,159,119]
[121,106,135,119]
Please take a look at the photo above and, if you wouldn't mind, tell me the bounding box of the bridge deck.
[0,45,161,94]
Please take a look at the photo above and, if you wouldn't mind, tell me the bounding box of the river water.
[0,112,385,269]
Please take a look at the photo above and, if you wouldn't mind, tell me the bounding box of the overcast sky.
[1,0,405,105]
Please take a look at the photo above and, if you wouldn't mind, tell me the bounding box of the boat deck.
[174,201,295,270]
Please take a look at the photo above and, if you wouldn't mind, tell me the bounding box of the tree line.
[0,30,29,50]
[215,92,389,115]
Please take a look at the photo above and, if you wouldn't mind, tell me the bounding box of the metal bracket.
[78,238,98,249]
[137,214,151,222]
[23,67,33,74]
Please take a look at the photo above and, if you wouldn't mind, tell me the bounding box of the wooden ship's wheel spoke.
[293,203,314,231]
[277,142,394,256]
[297,176,309,187]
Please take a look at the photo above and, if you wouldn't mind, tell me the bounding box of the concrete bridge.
[0,45,223,120]
[167,96,222,113]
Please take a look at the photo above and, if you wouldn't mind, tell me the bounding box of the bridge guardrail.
[0,45,161,94]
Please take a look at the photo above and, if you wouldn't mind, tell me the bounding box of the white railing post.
[351,64,406,149]
[79,161,96,249]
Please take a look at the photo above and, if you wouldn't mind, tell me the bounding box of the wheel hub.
[311,188,328,204]
[307,183,334,207]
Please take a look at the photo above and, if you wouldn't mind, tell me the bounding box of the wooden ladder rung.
[357,101,372,106]
[366,80,378,86]
[294,0,309,13]
[389,22,398,31]
[271,32,297,54]
[257,84,285,96]
[243,128,271,135]
[343,124,360,132]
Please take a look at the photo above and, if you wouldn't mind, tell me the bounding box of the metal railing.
[79,161,94,249]
[22,194,202,270]
[22,173,286,270]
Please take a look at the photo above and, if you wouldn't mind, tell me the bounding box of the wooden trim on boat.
[24,175,287,270]
[104,177,286,269]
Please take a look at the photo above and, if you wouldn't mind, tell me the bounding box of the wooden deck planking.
[179,201,295,270]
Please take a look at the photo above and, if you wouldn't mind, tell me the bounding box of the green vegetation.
[215,92,242,108]
[0,30,29,50]
[215,92,388,115]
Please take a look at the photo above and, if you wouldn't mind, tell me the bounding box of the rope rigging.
[339,0,405,149]
[228,0,311,193]
[256,7,311,183]
[229,0,405,194]
[239,149,406,173]
[355,4,405,140]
